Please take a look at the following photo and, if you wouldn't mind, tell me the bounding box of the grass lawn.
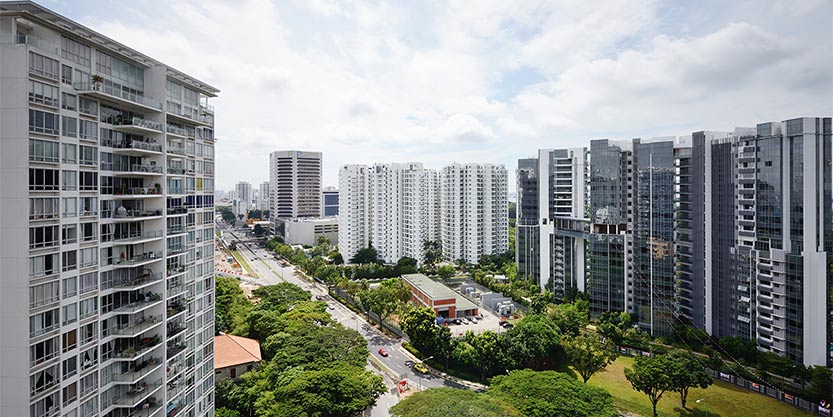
[582,356,811,417]
[231,250,258,278]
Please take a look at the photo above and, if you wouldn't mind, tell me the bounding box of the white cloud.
[61,0,831,192]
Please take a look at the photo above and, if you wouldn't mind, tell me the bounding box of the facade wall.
[0,5,218,417]
[269,150,322,231]
[338,165,369,262]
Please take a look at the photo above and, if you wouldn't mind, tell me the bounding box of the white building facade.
[0,3,218,417]
[257,181,269,211]
[338,165,370,262]
[233,181,252,218]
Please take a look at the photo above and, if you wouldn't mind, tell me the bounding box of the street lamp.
[696,398,708,417]
[418,356,434,390]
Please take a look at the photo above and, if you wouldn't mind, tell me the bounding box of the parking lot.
[444,307,510,336]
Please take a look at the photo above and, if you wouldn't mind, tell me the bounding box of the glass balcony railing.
[166,125,188,137]
[74,82,162,110]
[112,209,163,219]
[111,315,163,337]
[113,164,164,174]
[113,230,164,244]
[112,116,163,132]
[111,272,163,289]
[113,187,162,196]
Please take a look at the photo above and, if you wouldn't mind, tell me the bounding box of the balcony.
[166,107,213,127]
[112,316,163,338]
[113,164,164,177]
[166,124,188,138]
[74,82,162,112]
[166,302,187,318]
[167,265,186,276]
[167,167,186,175]
[109,139,163,156]
[112,293,163,314]
[166,322,187,338]
[110,251,162,268]
[113,187,163,199]
[112,210,163,223]
[112,357,162,383]
[110,335,162,361]
[167,284,186,298]
[167,245,186,256]
[111,379,163,407]
[2,33,60,55]
[167,225,185,235]
[113,231,164,245]
[112,117,164,135]
[112,271,163,290]
[166,341,186,358]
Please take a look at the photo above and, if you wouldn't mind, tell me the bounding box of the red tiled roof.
[214,334,262,369]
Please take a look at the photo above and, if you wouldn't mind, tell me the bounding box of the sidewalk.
[396,346,487,391]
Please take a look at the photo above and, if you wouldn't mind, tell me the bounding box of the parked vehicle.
[469,317,478,324]
[414,363,428,373]
[460,318,469,325]
[378,348,389,357]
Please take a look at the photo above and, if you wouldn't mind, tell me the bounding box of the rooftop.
[214,334,262,369]
[402,274,479,311]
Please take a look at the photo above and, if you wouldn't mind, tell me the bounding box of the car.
[378,348,389,357]
[501,322,514,329]
[328,305,335,310]
[413,363,428,373]
[315,295,324,300]
[469,317,478,324]
[460,318,469,325]
[404,360,414,367]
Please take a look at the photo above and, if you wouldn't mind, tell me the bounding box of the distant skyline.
[44,0,832,190]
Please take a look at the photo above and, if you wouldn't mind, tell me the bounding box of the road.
[216,223,468,415]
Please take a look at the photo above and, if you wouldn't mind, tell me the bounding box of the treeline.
[213,277,385,417]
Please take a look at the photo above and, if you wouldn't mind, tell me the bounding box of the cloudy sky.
[43,0,832,192]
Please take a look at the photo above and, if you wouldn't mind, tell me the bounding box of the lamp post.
[696,398,708,417]
[418,356,433,390]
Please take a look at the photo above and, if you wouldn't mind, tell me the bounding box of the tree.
[624,355,675,417]
[350,245,380,264]
[436,264,456,280]
[251,283,311,313]
[394,256,418,275]
[666,350,712,409]
[400,307,438,353]
[258,364,386,417]
[562,333,618,383]
[215,275,252,335]
[247,209,262,219]
[360,278,410,325]
[529,291,552,315]
[252,224,265,237]
[808,366,833,404]
[505,315,561,370]
[467,330,513,380]
[215,407,241,417]
[390,387,521,417]
[329,251,344,265]
[422,240,443,270]
[548,302,588,337]
[262,323,368,369]
[218,206,236,224]
[489,370,617,417]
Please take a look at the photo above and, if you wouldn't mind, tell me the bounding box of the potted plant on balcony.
[154,183,162,194]
[91,74,104,90]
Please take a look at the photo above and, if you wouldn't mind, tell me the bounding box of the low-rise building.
[214,334,262,381]
[402,273,479,318]
[284,216,339,246]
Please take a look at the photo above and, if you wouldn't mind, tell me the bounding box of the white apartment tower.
[258,181,269,211]
[0,3,219,417]
[233,181,252,218]
[268,151,322,231]
[338,165,370,262]
[440,163,509,265]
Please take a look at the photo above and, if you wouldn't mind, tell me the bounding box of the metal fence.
[616,346,831,416]
[329,286,408,340]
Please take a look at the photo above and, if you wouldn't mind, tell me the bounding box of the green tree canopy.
[262,322,368,369]
[666,349,713,408]
[422,240,443,270]
[505,314,561,370]
[400,307,439,353]
[390,387,521,417]
[489,370,617,417]
[350,245,380,264]
[360,278,410,325]
[624,354,675,417]
[436,264,456,280]
[562,332,617,383]
[547,301,588,337]
[215,275,252,335]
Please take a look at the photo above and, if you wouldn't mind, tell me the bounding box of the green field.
[582,356,811,417]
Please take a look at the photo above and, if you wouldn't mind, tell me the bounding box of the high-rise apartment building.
[0,3,219,417]
[338,165,370,262]
[233,181,252,218]
[258,182,269,212]
[517,117,832,366]
[441,163,509,265]
[268,151,322,233]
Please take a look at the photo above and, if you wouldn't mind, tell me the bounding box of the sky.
[42,0,832,192]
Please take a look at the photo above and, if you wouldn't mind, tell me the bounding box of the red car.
[378,348,389,357]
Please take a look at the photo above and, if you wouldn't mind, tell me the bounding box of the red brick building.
[402,273,478,318]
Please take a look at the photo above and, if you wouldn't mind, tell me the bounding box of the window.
[30,197,59,220]
[62,329,77,352]
[61,37,91,68]
[61,116,77,138]
[29,80,59,107]
[62,143,77,164]
[61,92,77,111]
[28,51,60,80]
[30,281,60,308]
[78,272,97,294]
[79,146,97,166]
[62,276,77,299]
[79,97,97,116]
[29,139,59,163]
[29,308,59,337]
[62,198,77,218]
[79,247,97,268]
[30,391,59,417]
[30,225,59,249]
[29,109,59,135]
[80,323,96,346]
[80,197,96,217]
[62,357,77,380]
[61,303,77,325]
[62,224,77,244]
[61,64,73,85]
[29,168,60,191]
[61,251,77,273]
[79,172,97,191]
[62,382,77,406]
[30,364,59,396]
[30,253,59,279]
[30,336,60,367]
[79,120,97,141]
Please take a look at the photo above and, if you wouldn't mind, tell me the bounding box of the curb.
[396,346,487,391]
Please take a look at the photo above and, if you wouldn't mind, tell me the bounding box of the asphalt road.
[217,223,468,415]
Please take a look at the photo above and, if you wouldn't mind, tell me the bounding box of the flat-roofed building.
[401,273,478,318]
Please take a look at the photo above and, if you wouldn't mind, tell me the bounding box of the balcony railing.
[110,252,164,268]
[110,139,163,153]
[166,125,188,137]
[112,116,163,132]
[112,272,163,289]
[113,164,164,174]
[111,336,162,360]
[112,356,162,383]
[167,167,186,175]
[112,210,163,220]
[112,294,163,314]
[2,34,60,55]
[113,187,162,196]
[113,230,164,244]
[112,316,163,337]
[111,378,163,407]
[74,82,162,110]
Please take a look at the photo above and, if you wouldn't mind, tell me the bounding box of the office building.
[268,150,322,234]
[322,186,338,217]
[283,217,338,247]
[0,3,219,417]
[441,163,509,265]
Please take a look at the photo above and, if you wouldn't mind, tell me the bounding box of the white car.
[460,318,469,325]
[469,317,478,324]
